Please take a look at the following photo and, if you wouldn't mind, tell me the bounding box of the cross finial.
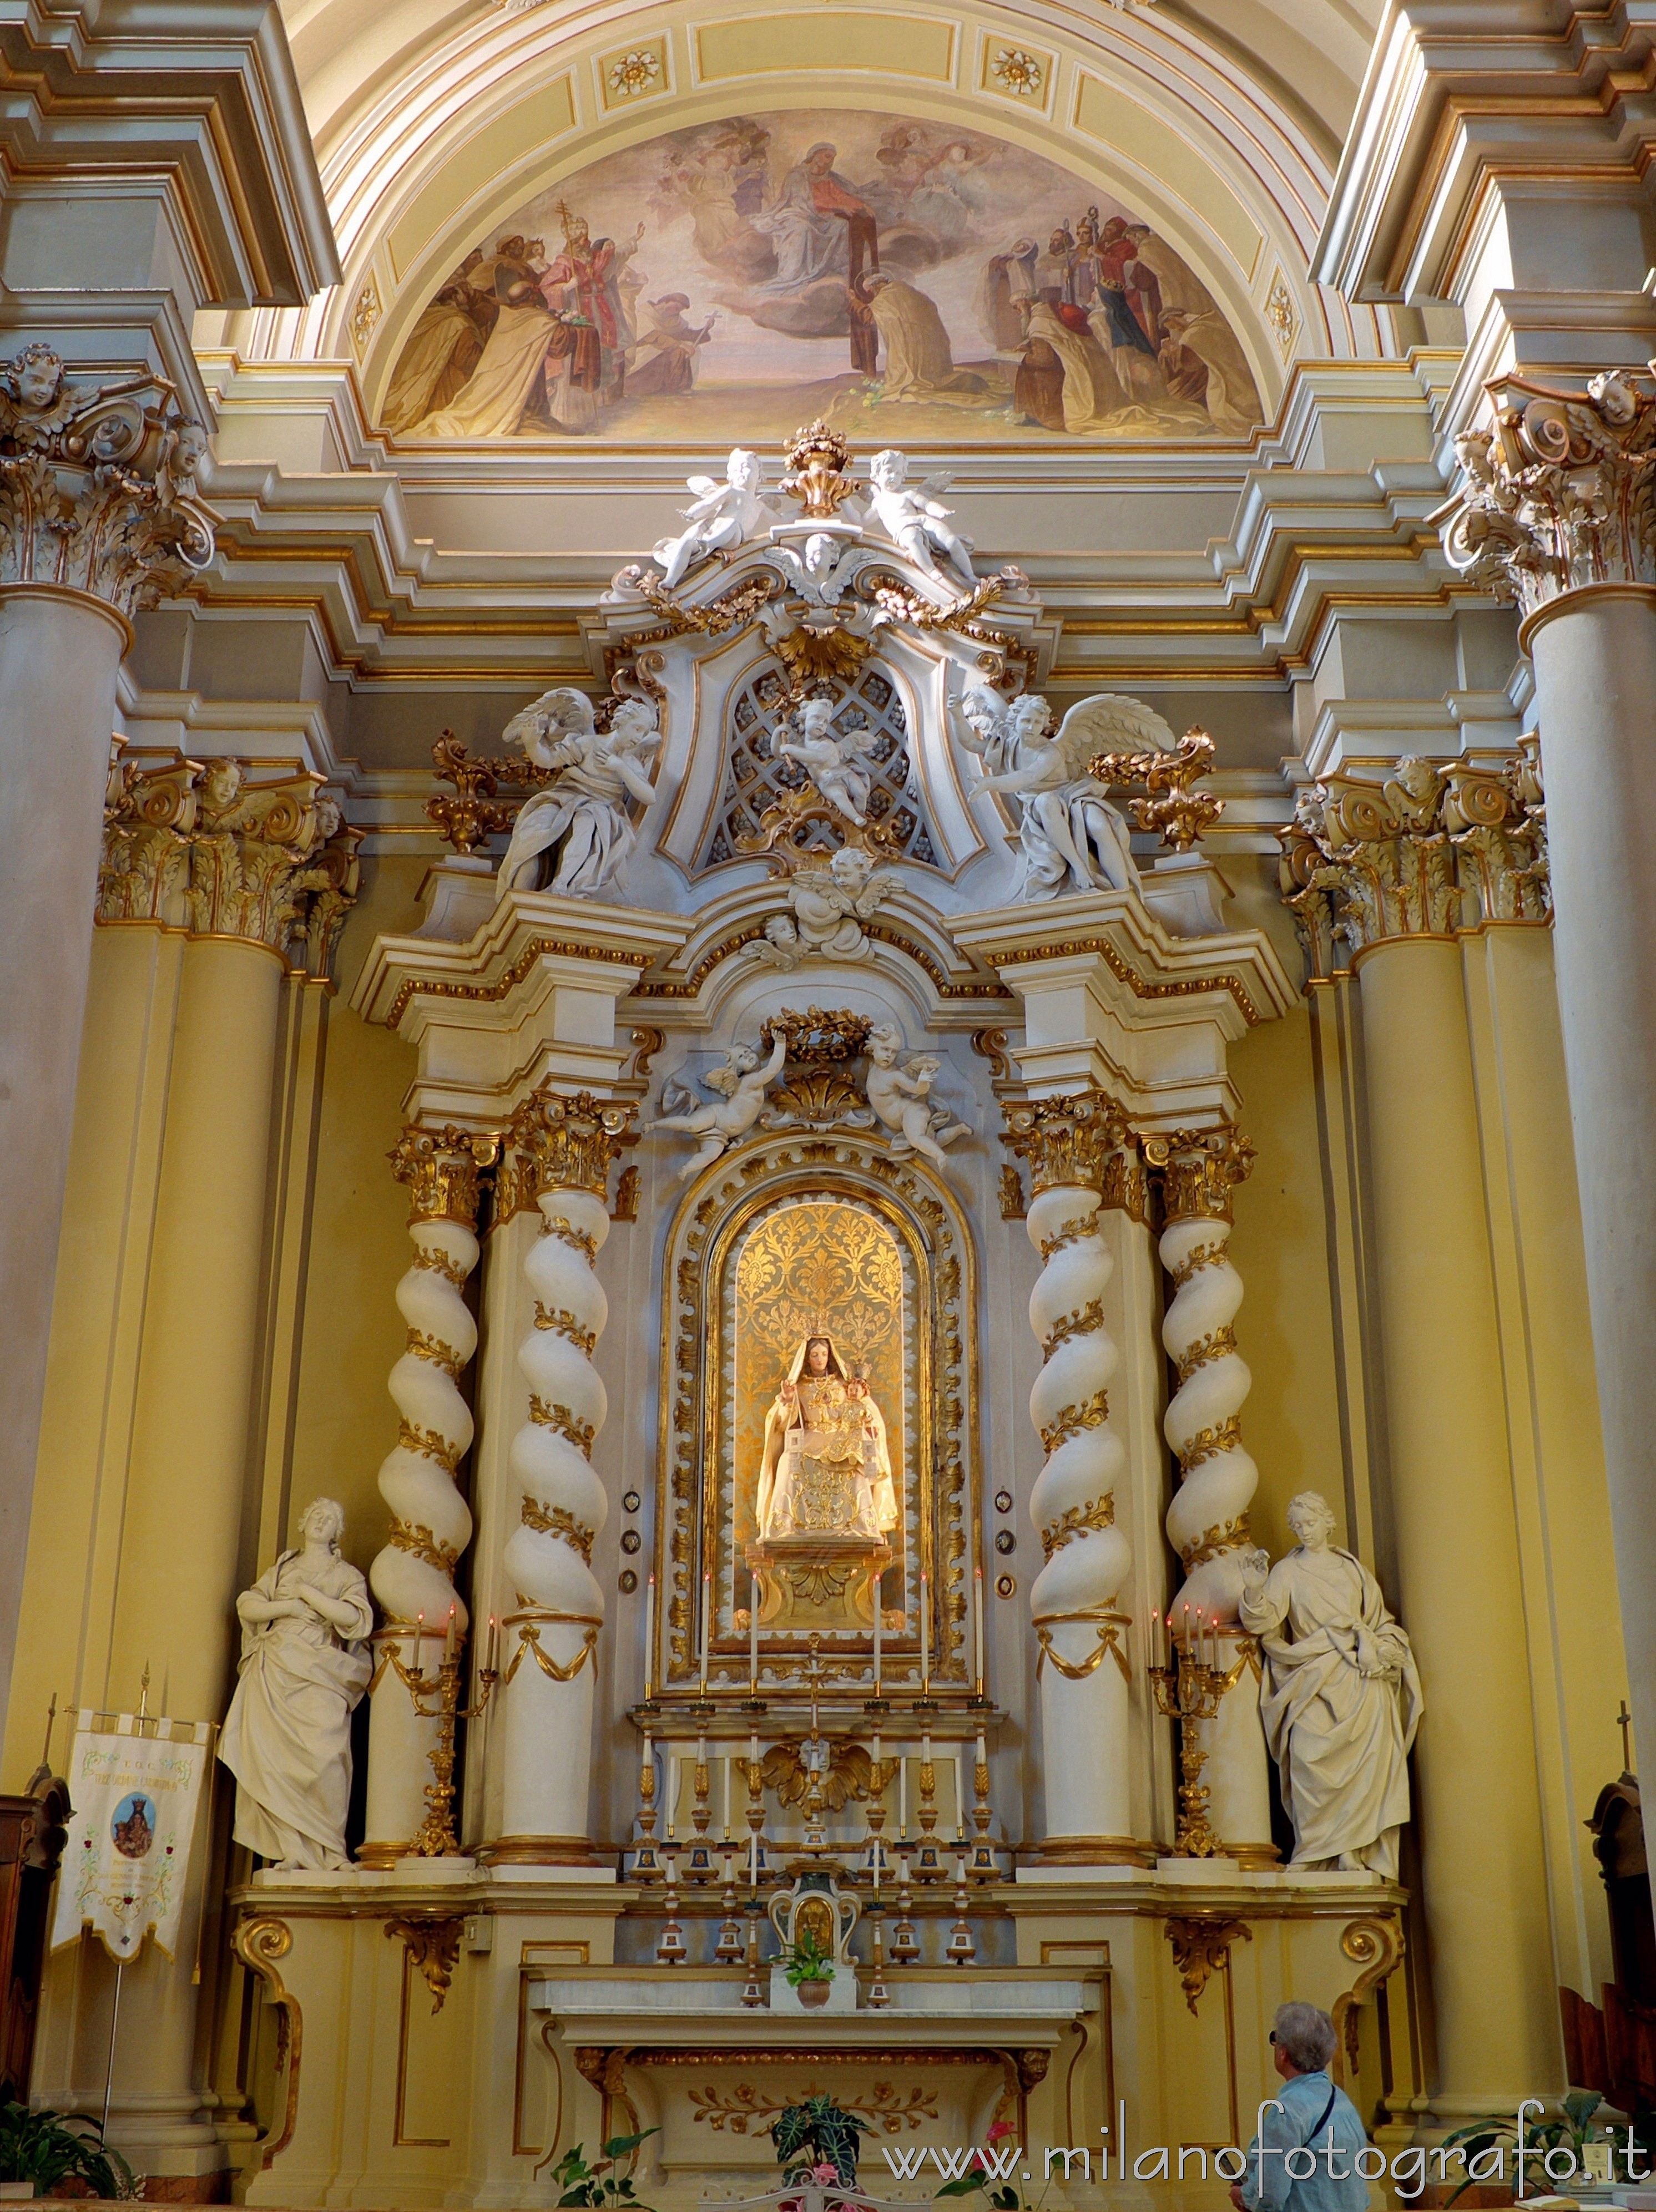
[1618,1698,1634,1775]
[138,1662,151,1721]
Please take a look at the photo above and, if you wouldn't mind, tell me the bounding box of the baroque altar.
[226,427,1424,2209]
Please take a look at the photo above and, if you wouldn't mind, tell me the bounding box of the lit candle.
[644,1572,656,1701]
[487,1613,499,1679]
[443,1603,457,1663]
[749,1571,760,1694]
[415,1611,426,1677]
[873,1587,882,1694]
[920,1571,930,1692]
[1150,1609,1160,1672]
[973,1566,985,1694]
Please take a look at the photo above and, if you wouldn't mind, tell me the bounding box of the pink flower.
[811,2164,839,2184]
[986,2122,1013,2145]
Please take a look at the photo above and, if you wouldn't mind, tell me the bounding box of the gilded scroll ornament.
[528,1397,597,1456]
[1038,1388,1110,1456]
[535,1304,598,1354]
[385,1915,464,2012]
[521,1495,597,1562]
[388,1519,461,1573]
[1165,1915,1251,2014]
[1039,1492,1117,1560]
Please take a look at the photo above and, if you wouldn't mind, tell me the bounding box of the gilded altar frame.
[653,1131,980,1696]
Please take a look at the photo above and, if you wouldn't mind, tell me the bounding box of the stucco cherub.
[775,698,877,826]
[652,447,780,592]
[647,1033,788,1182]
[866,448,976,590]
[864,1021,968,1171]
[754,845,896,968]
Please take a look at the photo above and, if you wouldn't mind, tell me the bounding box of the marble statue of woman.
[1239,1491,1422,1879]
[220,1497,374,1870]
[758,1337,895,1541]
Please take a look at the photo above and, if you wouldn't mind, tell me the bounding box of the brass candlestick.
[657,1845,688,1965]
[889,1851,920,1963]
[946,1853,976,1966]
[967,1737,997,1879]
[714,1851,744,1962]
[392,1624,500,1858]
[1149,1636,1234,1857]
[741,1901,765,2008]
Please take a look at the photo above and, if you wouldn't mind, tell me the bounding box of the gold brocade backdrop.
[730,1197,906,1557]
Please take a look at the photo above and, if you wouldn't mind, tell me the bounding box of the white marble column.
[362,1127,493,1862]
[493,1090,631,1865]
[1442,375,1656,1905]
[0,346,211,1725]
[1145,1127,1273,1860]
[1004,1091,1138,1861]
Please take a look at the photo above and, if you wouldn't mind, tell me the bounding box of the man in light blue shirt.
[1231,2003,1371,2212]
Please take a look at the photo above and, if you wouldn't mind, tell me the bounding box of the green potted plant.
[770,2094,870,2184]
[1442,2092,1620,2204]
[780,1929,836,2009]
[0,2102,139,2199]
[544,2127,658,2212]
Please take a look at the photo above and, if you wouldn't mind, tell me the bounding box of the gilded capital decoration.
[1276,751,1547,978]
[1143,1126,1255,1224]
[1002,1087,1142,1213]
[1165,1914,1252,2014]
[98,749,363,974]
[508,1087,634,1198]
[1437,367,1656,620]
[0,345,214,617]
[389,1125,498,1231]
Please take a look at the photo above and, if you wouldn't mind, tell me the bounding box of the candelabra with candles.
[1148,1607,1231,1859]
[385,1607,502,1856]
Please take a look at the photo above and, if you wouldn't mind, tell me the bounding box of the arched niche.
[652,1127,980,1705]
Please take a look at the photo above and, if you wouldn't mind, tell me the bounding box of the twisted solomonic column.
[1143,1127,1274,1862]
[361,1127,494,1862]
[1004,1091,1139,1861]
[494,1089,633,1864]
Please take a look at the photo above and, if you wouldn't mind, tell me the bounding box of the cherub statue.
[753,846,896,968]
[864,1022,969,1171]
[770,530,860,608]
[775,697,877,826]
[0,343,78,448]
[652,447,780,592]
[496,690,660,899]
[647,1034,788,1182]
[866,448,976,590]
[962,690,1171,900]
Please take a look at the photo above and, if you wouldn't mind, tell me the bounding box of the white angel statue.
[754,846,895,968]
[775,697,877,826]
[866,448,976,589]
[653,448,779,592]
[647,1033,787,1183]
[865,1023,969,1171]
[496,690,661,900]
[961,690,1170,900]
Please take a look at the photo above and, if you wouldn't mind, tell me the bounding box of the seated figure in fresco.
[758,1336,896,1541]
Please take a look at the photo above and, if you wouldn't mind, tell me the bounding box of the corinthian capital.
[98,749,361,974]
[0,344,215,621]
[1276,752,1547,975]
[1437,368,1656,620]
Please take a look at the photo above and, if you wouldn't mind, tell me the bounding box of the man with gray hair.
[1230,2003,1369,2212]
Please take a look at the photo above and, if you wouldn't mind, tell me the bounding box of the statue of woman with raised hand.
[220,1497,374,1871]
[758,1337,895,1541]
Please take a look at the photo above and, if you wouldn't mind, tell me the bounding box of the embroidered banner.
[51,1711,214,1961]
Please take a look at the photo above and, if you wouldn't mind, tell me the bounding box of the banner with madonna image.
[51,1710,214,1961]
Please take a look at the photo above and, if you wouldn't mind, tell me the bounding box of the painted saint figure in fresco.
[381,108,1265,444]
